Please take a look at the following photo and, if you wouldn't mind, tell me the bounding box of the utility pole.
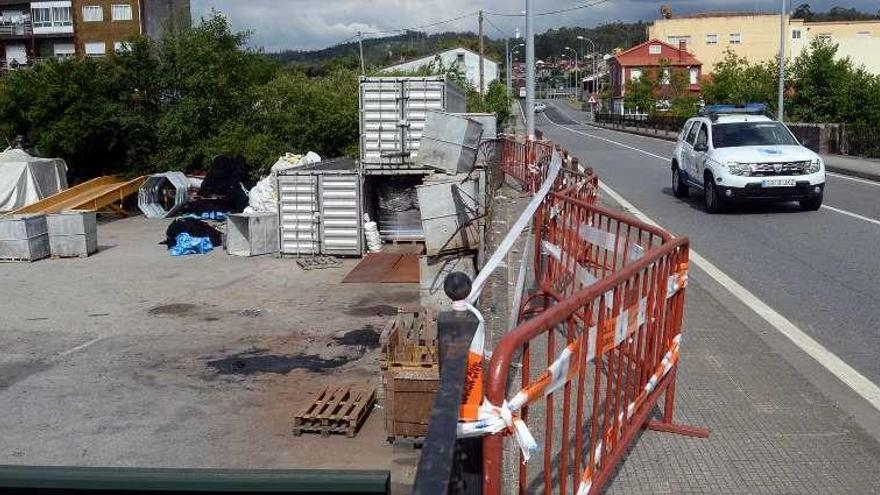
[505,38,512,97]
[777,0,786,121]
[358,31,366,75]
[478,10,485,98]
[525,0,536,138]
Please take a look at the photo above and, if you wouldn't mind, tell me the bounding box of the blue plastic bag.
[170,233,214,256]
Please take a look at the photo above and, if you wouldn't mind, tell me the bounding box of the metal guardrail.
[595,113,687,134]
[0,465,391,494]
[413,275,481,495]
[0,21,33,37]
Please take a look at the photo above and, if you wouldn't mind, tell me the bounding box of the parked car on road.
[671,104,825,213]
[534,102,546,113]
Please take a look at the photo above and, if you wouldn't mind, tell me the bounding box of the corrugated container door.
[361,78,404,165]
[318,173,363,256]
[402,79,447,163]
[278,175,320,256]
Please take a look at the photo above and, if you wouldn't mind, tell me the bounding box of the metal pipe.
[525,0,536,138]
[778,1,786,121]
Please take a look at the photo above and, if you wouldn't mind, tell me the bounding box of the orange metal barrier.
[481,136,706,495]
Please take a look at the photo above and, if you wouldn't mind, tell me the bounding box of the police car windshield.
[712,122,798,148]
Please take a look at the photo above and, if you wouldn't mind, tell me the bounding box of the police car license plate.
[761,178,796,187]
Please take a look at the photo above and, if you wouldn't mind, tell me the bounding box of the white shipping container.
[359,76,466,173]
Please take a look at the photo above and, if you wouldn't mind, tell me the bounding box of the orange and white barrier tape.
[454,149,564,424]
[575,334,682,495]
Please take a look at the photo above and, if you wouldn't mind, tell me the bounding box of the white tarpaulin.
[0,148,68,212]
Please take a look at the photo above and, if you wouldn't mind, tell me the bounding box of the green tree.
[624,69,657,114]
[154,12,280,172]
[700,50,780,113]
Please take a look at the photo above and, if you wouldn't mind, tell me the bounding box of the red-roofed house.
[609,39,703,114]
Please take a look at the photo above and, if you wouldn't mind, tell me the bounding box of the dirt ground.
[0,215,416,473]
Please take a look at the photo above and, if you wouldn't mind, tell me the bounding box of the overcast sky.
[192,0,880,52]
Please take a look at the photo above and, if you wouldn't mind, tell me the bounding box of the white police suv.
[671,104,825,213]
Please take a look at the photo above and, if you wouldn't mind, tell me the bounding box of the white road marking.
[827,172,880,187]
[543,109,880,226]
[822,204,880,226]
[597,179,880,411]
[57,337,103,358]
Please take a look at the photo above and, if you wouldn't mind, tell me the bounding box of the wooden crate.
[293,385,375,438]
[380,306,438,370]
[384,367,439,440]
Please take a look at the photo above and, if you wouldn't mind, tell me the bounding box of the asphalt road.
[533,100,880,389]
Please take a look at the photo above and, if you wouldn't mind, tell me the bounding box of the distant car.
[534,102,546,113]
[671,104,825,213]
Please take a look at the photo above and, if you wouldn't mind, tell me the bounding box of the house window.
[85,41,106,57]
[630,68,642,81]
[706,34,718,45]
[856,31,870,38]
[31,7,51,27]
[52,6,72,26]
[649,44,662,54]
[32,5,72,28]
[660,68,670,85]
[54,43,75,58]
[82,5,103,22]
[111,4,132,21]
[730,33,742,44]
[792,29,801,40]
[114,41,130,53]
[818,33,832,41]
[689,67,698,85]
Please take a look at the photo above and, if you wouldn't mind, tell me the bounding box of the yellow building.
[648,12,880,74]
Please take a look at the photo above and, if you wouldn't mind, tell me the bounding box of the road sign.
[588,95,597,104]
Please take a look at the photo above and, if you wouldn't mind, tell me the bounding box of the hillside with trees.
[272,21,649,70]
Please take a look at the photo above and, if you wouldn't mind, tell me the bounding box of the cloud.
[192,0,880,52]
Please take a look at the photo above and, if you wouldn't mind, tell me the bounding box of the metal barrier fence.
[413,134,704,495]
[486,135,706,494]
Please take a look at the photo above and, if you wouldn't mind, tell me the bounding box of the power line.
[361,11,478,37]
[482,15,510,38]
[485,0,611,17]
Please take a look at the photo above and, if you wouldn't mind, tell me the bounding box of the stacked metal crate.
[0,214,50,262]
[47,211,98,258]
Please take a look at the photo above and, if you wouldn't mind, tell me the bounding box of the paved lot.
[0,216,414,471]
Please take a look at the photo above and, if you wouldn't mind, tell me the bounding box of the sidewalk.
[553,100,880,182]
[821,153,880,181]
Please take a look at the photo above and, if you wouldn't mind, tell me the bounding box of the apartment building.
[0,0,188,67]
[73,0,141,57]
[649,12,880,74]
[0,0,75,68]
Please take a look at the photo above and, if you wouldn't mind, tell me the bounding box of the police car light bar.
[700,103,768,116]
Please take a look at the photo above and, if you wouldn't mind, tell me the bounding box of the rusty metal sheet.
[343,252,420,283]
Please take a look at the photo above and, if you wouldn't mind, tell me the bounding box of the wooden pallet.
[293,385,375,438]
[380,306,438,370]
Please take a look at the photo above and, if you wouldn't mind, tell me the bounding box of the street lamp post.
[564,46,578,98]
[778,0,786,121]
[525,0,535,138]
[578,35,597,96]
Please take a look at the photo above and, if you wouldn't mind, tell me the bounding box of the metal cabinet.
[277,158,363,257]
